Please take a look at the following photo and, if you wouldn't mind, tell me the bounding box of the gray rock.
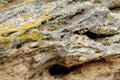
[0,0,120,80]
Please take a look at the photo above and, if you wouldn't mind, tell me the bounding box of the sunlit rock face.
[0,0,120,80]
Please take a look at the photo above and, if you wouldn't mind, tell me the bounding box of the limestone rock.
[0,0,120,80]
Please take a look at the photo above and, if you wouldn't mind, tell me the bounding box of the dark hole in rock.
[74,30,81,35]
[49,64,77,76]
[63,29,70,33]
[32,45,38,48]
[41,20,47,25]
[16,44,22,49]
[49,64,68,76]
[109,6,120,11]
[61,35,64,39]
[83,31,112,39]
[83,31,99,39]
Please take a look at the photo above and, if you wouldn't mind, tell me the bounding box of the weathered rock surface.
[0,0,120,80]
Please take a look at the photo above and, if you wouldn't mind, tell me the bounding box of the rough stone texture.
[0,0,120,80]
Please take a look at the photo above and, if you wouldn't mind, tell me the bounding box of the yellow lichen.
[8,26,16,33]
[0,7,53,48]
[0,37,11,47]
[0,35,2,37]
[23,22,35,29]
[0,20,18,34]
[19,29,43,44]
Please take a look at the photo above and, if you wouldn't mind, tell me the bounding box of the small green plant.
[47,22,59,29]
[0,0,7,3]
[0,0,13,3]
[78,0,84,2]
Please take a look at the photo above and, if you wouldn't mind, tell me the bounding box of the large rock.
[0,0,120,80]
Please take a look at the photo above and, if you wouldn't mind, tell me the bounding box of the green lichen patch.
[0,7,53,50]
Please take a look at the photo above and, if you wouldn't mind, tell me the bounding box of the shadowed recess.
[16,44,22,49]
[49,64,77,76]
[83,31,112,39]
